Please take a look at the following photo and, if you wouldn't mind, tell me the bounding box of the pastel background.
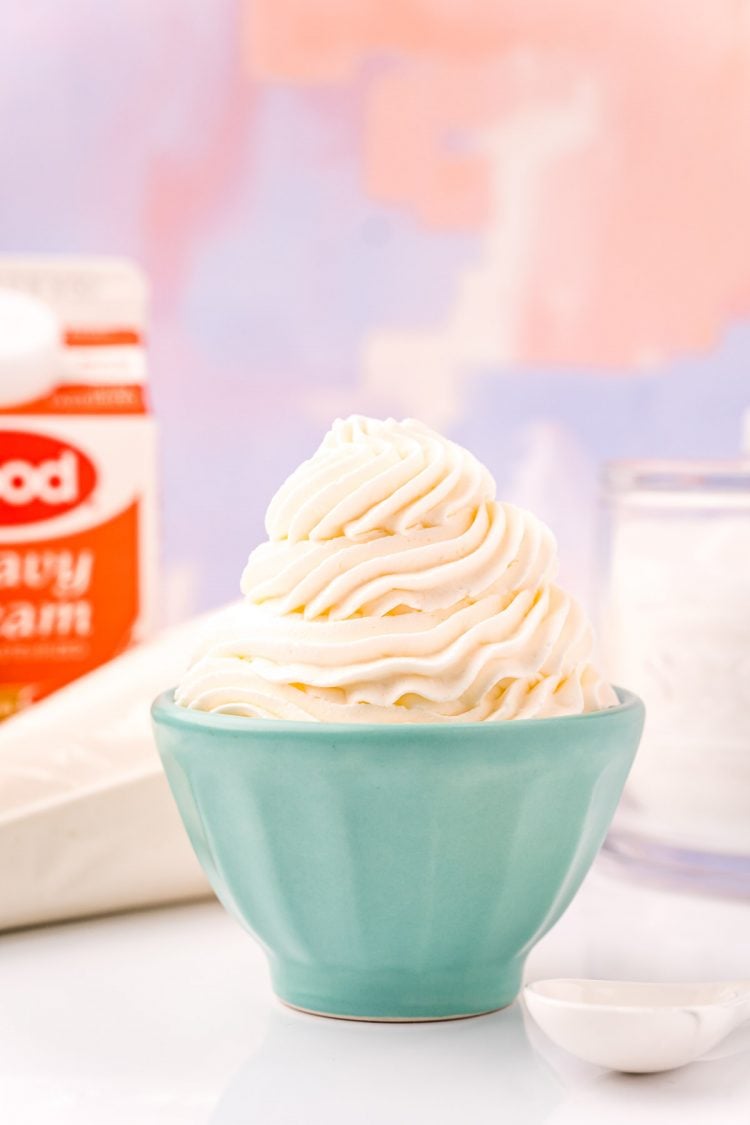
[3,0,750,617]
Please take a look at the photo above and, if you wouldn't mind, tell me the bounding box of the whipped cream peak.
[264,415,496,543]
[178,416,617,722]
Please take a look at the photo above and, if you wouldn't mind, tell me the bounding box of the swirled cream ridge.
[176,416,617,722]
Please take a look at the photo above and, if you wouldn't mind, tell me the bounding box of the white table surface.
[2,858,750,1125]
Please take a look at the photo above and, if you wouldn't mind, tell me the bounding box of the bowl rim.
[152,685,643,737]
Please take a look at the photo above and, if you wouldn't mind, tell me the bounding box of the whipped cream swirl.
[176,417,617,721]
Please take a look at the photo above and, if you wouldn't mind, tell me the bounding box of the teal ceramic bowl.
[152,689,644,1021]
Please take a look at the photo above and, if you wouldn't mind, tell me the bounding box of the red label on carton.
[0,501,139,695]
[0,258,155,719]
[0,431,98,526]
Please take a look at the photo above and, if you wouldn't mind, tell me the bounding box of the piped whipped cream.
[177,417,617,722]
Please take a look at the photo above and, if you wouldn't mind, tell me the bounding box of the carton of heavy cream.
[0,258,156,719]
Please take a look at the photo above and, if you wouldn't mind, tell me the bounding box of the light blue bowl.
[152,689,644,1021]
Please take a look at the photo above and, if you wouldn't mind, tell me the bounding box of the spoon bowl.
[524,978,750,1073]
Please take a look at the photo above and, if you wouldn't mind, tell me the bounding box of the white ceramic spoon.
[524,978,750,1073]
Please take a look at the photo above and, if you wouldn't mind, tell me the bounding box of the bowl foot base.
[270,956,523,1023]
[279,998,507,1023]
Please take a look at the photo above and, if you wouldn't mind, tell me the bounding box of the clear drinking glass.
[600,460,750,895]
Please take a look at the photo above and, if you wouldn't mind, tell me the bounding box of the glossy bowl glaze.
[152,689,644,1021]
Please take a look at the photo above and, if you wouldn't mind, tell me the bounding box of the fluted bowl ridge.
[151,688,644,1020]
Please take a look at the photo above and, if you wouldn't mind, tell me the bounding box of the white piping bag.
[0,608,240,930]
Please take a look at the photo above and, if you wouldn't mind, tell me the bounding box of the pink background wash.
[2,0,749,615]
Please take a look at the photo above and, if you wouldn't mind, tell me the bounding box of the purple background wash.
[2,1,749,619]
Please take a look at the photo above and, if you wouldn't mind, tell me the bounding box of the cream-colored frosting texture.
[176,416,617,721]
